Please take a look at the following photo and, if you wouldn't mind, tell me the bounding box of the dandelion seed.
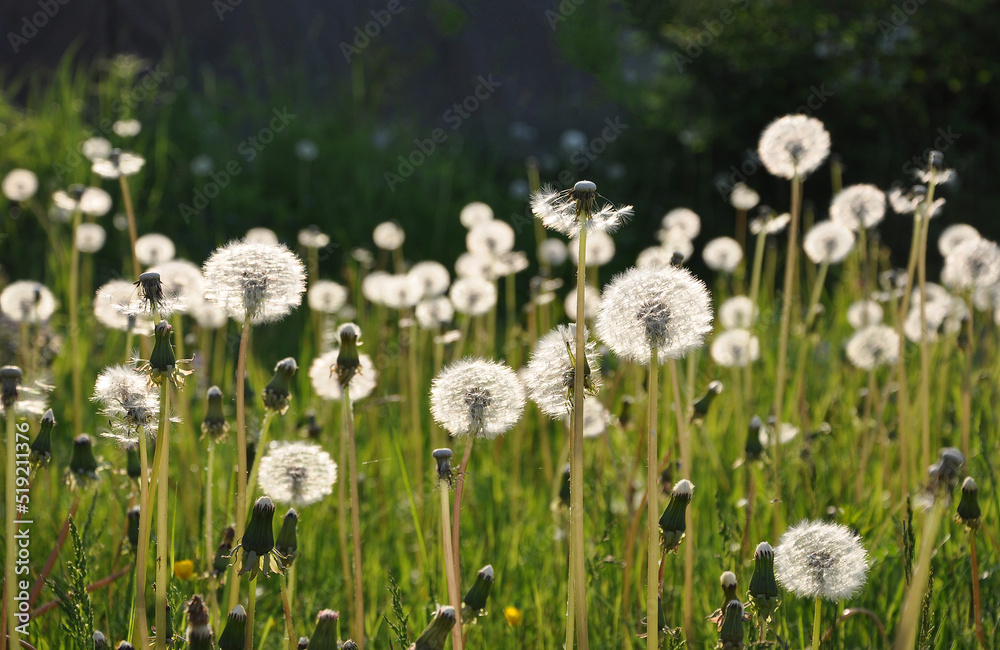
[803,221,855,265]
[2,169,38,201]
[52,185,113,216]
[134,233,176,266]
[774,520,869,601]
[702,237,743,273]
[829,184,886,231]
[661,207,701,240]
[569,230,616,267]
[460,201,494,228]
[846,300,883,329]
[258,441,337,507]
[148,259,206,314]
[759,420,799,447]
[845,325,900,370]
[467,220,515,256]
[373,221,405,250]
[0,280,57,324]
[449,276,497,316]
[710,329,759,368]
[595,265,713,365]
[408,261,451,298]
[430,357,526,439]
[524,324,600,419]
[92,149,145,178]
[202,240,307,324]
[757,114,831,180]
[729,182,760,211]
[941,237,1000,291]
[75,223,106,253]
[530,180,633,237]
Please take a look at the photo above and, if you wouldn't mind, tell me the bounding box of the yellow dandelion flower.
[173,559,195,580]
[504,606,523,627]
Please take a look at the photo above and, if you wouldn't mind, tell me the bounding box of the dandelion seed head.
[297,226,329,249]
[757,114,831,180]
[148,259,205,314]
[75,223,107,253]
[530,182,632,237]
[661,208,701,240]
[702,237,743,273]
[710,329,759,368]
[416,296,454,329]
[460,201,494,228]
[258,441,337,507]
[718,296,755,330]
[0,280,57,324]
[577,397,611,438]
[455,251,495,280]
[93,364,159,442]
[524,324,601,419]
[888,185,946,218]
[94,280,154,334]
[203,240,307,324]
[373,221,405,250]
[938,224,980,258]
[803,221,855,265]
[467,220,515,256]
[596,265,713,365]
[636,245,675,270]
[492,250,529,277]
[569,231,616,267]
[82,137,112,161]
[361,271,391,304]
[563,285,601,322]
[408,261,451,299]
[942,237,1000,291]
[846,300,883,329]
[774,520,869,601]
[190,300,228,330]
[379,274,423,310]
[449,276,497,316]
[244,227,279,245]
[538,239,568,266]
[430,357,526,439]
[2,169,38,201]
[729,182,760,211]
[308,349,377,402]
[829,184,886,231]
[307,280,349,314]
[92,149,145,178]
[52,186,113,216]
[845,325,900,370]
[113,119,141,137]
[749,211,790,236]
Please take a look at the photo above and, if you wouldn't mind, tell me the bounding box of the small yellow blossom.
[504,606,523,627]
[173,559,195,580]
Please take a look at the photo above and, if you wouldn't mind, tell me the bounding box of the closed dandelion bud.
[692,380,723,422]
[719,599,745,649]
[748,542,780,620]
[263,357,298,414]
[928,150,945,172]
[720,570,738,605]
[956,477,981,527]
[308,609,339,650]
[744,416,764,462]
[125,441,141,479]
[559,463,571,507]
[94,631,109,650]
[0,365,22,410]
[213,525,236,578]
[232,496,284,579]
[127,506,141,549]
[462,564,494,619]
[136,271,165,313]
[30,408,55,466]
[275,509,299,566]
[432,448,453,484]
[335,323,362,387]
[218,605,247,650]
[929,447,965,494]
[149,320,177,382]
[659,479,694,553]
[202,386,229,441]
[618,395,634,429]
[411,606,457,650]
[297,638,309,649]
[68,434,100,487]
[115,642,135,650]
[185,595,213,650]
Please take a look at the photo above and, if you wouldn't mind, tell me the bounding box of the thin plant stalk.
[744,229,768,412]
[337,402,352,622]
[960,292,974,461]
[119,175,141,279]
[893,497,947,649]
[154,380,171,650]
[646,348,659,650]
[131,425,151,645]
[571,226,590,650]
[4,409,19,650]
[440,477,464,650]
[451,439,475,595]
[230,319,251,611]
[344,386,365,650]
[245,411,276,499]
[281,577,296,650]
[245,575,257,650]
[668,359,693,642]
[68,208,84,435]
[916,206,933,473]
[408,319,424,493]
[812,598,823,650]
[893,218,923,502]
[204,442,215,585]
[970,530,984,645]
[773,173,803,438]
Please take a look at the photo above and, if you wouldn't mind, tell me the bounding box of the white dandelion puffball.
[563,285,601,322]
[82,137,112,161]
[492,251,529,277]
[148,259,205,314]
[938,224,980,257]
[190,300,228,330]
[803,221,855,265]
[92,364,159,441]
[538,239,568,266]
[379,274,422,310]
[93,280,153,334]
[52,187,113,217]
[455,251,494,280]
[112,119,141,137]
[2,169,38,201]
[941,238,1000,291]
[846,300,883,329]
[297,227,330,249]
[718,296,756,330]
[257,441,337,507]
[449,276,496,316]
[430,357,526,439]
[702,237,743,273]
[202,240,307,324]
[775,520,869,602]
[467,220,515,257]
[757,114,831,180]
[657,228,695,263]
[307,280,349,314]
[829,184,886,231]
[373,221,405,250]
[416,296,454,329]
[460,201,494,228]
[408,261,451,299]
[661,208,701,240]
[569,230,616,267]
[845,325,900,371]
[888,186,946,218]
[710,329,759,368]
[361,271,390,305]
[577,397,611,438]
[308,350,378,402]
[92,150,145,178]
[596,265,713,365]
[245,227,279,245]
[636,245,676,270]
[0,281,57,324]
[135,233,176,266]
[75,223,107,253]
[524,324,601,419]
[530,181,633,237]
[749,211,791,236]
[729,183,759,211]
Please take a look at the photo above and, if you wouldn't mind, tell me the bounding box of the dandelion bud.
[185,595,213,649]
[94,631,109,650]
[692,380,724,422]
[115,642,135,650]
[928,150,945,172]
[218,605,247,650]
[213,525,236,578]
[125,441,142,480]
[232,496,283,579]
[744,416,764,462]
[297,638,309,649]
[748,541,780,621]
[202,386,229,441]
[571,180,597,216]
[559,463,571,508]
[719,599,745,649]
[30,408,55,466]
[411,605,457,650]
[462,564,494,619]
[929,447,965,493]
[335,323,362,387]
[263,357,298,414]
[432,448,453,484]
[659,479,694,553]
[135,271,165,313]
[308,609,339,649]
[956,477,981,527]
[0,365,23,410]
[148,320,178,383]
[618,395,634,429]
[275,509,299,567]
[127,506,141,549]
[720,570,738,604]
[68,434,100,487]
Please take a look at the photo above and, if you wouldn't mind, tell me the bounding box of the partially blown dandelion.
[257,442,337,507]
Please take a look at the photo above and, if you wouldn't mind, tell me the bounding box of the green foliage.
[48,518,95,649]
[384,572,411,649]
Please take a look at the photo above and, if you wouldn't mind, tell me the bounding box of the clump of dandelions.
[524,324,600,419]
[257,441,337,507]
[530,180,633,237]
[774,520,869,602]
[757,114,831,180]
[202,239,307,324]
[430,358,526,439]
[595,265,713,365]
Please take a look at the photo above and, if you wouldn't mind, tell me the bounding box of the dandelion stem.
[131,426,151,645]
[119,175,141,279]
[970,530,984,645]
[646,348,659,650]
[245,575,257,650]
[773,173,803,439]
[669,359,694,644]
[68,208,84,437]
[916,198,933,474]
[230,319,251,611]
[280,576,296,650]
[572,226,591,650]
[344,385,365,650]
[336,400,352,617]
[245,410,276,499]
[744,229,768,413]
[154,379,171,650]
[893,496,946,649]
[894,217,923,503]
[960,293,974,460]
[452,438,475,601]
[204,441,215,588]
[440,478,464,650]
[812,598,823,650]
